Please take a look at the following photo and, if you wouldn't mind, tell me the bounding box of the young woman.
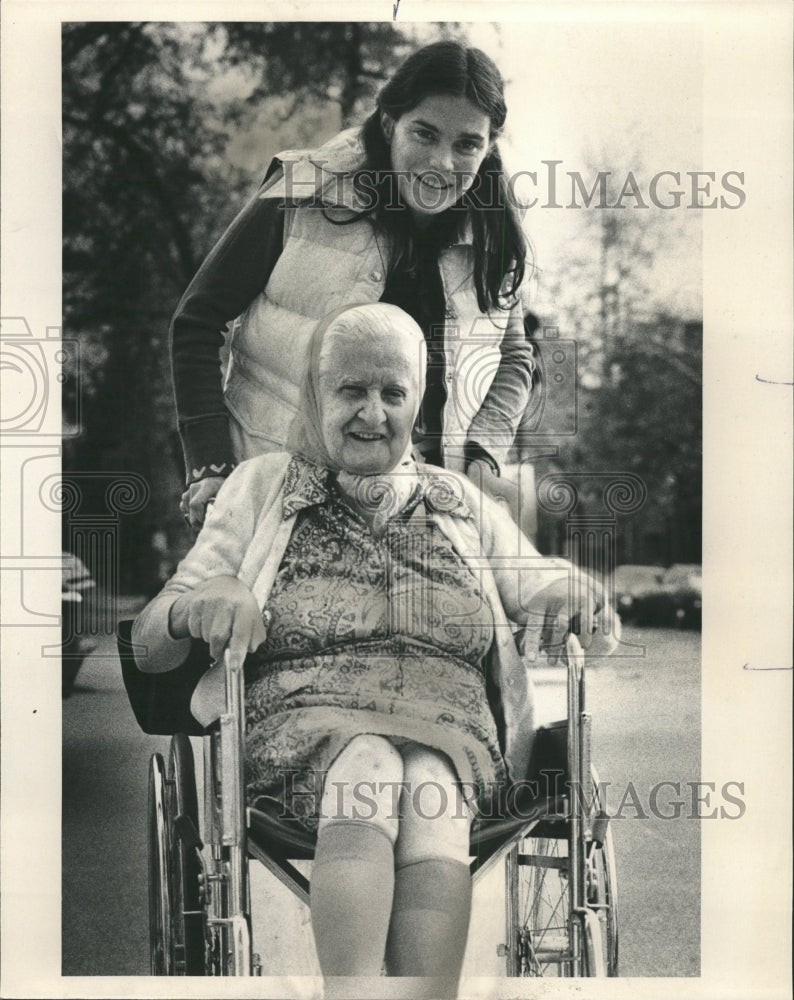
[137,303,615,996]
[172,40,533,530]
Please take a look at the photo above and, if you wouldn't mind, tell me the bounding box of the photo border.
[1,2,791,997]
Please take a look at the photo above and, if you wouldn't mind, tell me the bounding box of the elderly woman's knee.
[396,745,473,866]
[402,744,458,786]
[329,734,403,783]
[320,735,403,841]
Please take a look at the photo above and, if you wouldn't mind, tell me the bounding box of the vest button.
[370,270,382,282]
[445,308,457,320]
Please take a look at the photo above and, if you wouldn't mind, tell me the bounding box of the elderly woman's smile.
[318,332,420,475]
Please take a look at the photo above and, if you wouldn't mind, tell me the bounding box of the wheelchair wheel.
[586,812,619,975]
[147,736,206,975]
[508,832,575,976]
[148,752,172,974]
[166,734,205,975]
[506,801,619,976]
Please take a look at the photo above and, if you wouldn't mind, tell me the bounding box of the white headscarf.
[286,303,427,532]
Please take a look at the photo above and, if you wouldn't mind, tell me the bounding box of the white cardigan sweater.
[132,454,574,781]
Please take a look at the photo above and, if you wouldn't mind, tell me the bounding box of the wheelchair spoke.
[513,836,573,976]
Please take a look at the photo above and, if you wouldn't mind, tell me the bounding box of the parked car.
[611,564,665,623]
[62,552,97,696]
[633,563,702,628]
[662,563,702,628]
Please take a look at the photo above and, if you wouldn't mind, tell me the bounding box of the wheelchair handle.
[565,632,585,679]
[215,648,253,973]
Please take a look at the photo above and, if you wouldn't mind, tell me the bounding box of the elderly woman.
[133,303,613,997]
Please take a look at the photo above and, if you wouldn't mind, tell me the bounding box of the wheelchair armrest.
[117,619,213,737]
[527,720,569,786]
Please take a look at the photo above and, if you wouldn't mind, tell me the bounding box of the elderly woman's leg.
[310,734,403,977]
[385,745,473,997]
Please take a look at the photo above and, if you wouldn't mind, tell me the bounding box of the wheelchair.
[118,623,618,980]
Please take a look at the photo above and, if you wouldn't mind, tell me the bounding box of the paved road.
[580,625,701,977]
[63,608,700,980]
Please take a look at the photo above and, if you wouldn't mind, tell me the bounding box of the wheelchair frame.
[144,633,618,980]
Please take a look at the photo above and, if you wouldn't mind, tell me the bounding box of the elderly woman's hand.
[168,575,268,666]
[524,575,620,665]
[180,477,226,532]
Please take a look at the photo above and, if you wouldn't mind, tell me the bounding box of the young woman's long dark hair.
[358,40,528,313]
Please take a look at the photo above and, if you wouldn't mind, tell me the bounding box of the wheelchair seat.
[246,719,570,873]
[246,795,567,875]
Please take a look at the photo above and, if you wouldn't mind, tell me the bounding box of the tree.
[539,315,702,565]
[63,23,240,587]
[218,23,410,126]
[528,158,702,565]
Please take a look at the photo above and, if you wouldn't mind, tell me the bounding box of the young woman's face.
[318,332,421,475]
[386,93,492,224]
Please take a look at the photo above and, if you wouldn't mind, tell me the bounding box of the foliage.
[529,158,702,566]
[216,23,411,125]
[535,315,702,565]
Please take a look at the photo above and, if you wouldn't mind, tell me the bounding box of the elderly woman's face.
[318,332,421,475]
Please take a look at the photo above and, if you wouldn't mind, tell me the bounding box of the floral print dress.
[244,457,508,829]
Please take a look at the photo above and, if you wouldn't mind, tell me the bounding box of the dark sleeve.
[170,188,286,484]
[465,299,535,471]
